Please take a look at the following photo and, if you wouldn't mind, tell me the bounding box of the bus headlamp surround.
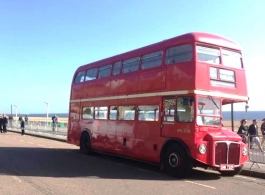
[242,147,248,156]
[199,144,207,154]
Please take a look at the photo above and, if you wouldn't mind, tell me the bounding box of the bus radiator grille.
[214,142,240,166]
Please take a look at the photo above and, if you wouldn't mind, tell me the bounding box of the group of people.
[0,115,8,133]
[237,118,265,152]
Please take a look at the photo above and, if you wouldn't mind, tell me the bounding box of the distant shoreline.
[8,111,265,121]
[9,113,69,118]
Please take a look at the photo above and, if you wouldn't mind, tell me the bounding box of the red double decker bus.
[67,32,249,177]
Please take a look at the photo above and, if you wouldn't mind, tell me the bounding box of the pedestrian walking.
[9,115,13,128]
[25,115,28,125]
[52,115,58,131]
[2,115,8,133]
[261,118,265,147]
[0,115,3,133]
[248,119,264,152]
[21,117,25,135]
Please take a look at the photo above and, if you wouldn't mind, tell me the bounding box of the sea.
[222,111,265,121]
[15,111,265,121]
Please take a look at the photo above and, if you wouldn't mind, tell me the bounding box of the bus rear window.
[222,49,242,68]
[197,46,220,64]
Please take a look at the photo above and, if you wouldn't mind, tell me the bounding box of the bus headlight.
[242,147,248,156]
[199,144,207,154]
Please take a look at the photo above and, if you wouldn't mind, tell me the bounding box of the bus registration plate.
[220,164,234,170]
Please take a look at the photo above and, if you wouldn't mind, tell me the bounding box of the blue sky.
[1,0,265,114]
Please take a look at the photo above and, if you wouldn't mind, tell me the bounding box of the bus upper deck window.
[74,71,85,83]
[98,64,111,78]
[122,57,139,74]
[85,68,98,81]
[141,51,163,69]
[112,61,121,76]
[166,44,193,65]
[197,46,220,64]
[222,49,242,69]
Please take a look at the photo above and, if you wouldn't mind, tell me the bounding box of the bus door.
[161,97,176,137]
[161,96,194,138]
[68,101,81,145]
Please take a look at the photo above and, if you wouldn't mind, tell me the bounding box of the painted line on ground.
[235,175,257,181]
[184,180,216,189]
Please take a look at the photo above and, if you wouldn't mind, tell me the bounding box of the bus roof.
[76,32,241,71]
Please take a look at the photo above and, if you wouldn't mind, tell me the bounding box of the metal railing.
[7,120,67,138]
[238,134,265,169]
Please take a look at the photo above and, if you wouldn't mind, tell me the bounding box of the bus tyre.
[80,133,91,155]
[164,143,192,178]
[219,165,243,176]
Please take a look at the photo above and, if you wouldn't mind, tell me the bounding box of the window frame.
[166,44,193,65]
[85,68,98,81]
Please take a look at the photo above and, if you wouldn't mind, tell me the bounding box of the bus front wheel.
[80,133,91,155]
[164,143,192,178]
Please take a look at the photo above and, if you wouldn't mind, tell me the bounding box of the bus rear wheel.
[219,165,243,176]
[164,143,192,178]
[80,133,91,155]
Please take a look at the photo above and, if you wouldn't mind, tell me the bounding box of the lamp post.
[13,105,18,122]
[44,102,49,126]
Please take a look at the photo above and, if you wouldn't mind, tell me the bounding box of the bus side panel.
[118,75,138,94]
[138,69,166,92]
[91,120,107,151]
[166,62,195,91]
[106,120,116,153]
[94,78,111,96]
[67,102,81,145]
[135,121,160,163]
[118,121,135,157]
[71,85,83,100]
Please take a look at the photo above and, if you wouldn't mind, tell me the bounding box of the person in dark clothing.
[21,118,25,135]
[9,115,13,127]
[237,119,248,135]
[25,115,28,125]
[248,119,263,152]
[0,115,3,133]
[2,115,8,133]
[51,115,58,131]
[261,118,265,147]
[237,119,248,143]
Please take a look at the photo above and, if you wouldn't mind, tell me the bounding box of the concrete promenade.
[6,125,265,179]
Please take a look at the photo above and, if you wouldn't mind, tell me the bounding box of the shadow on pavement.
[0,147,222,181]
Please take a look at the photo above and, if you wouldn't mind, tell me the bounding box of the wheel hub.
[169,153,179,167]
